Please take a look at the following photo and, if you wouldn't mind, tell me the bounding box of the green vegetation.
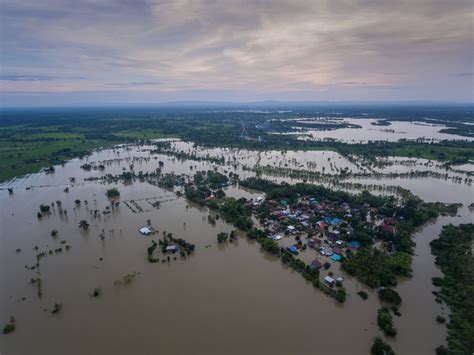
[3,316,16,335]
[1,107,472,182]
[217,232,228,243]
[357,291,368,300]
[378,288,402,305]
[105,188,120,198]
[335,288,347,303]
[343,249,403,288]
[370,337,395,355]
[240,178,455,290]
[377,307,397,337]
[430,224,474,355]
[51,303,63,314]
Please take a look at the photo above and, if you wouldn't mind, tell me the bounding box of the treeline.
[430,224,474,355]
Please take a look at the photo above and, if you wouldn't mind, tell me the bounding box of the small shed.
[139,227,152,235]
[324,276,335,285]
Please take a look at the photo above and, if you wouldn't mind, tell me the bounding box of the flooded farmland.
[1,142,473,355]
[274,118,474,143]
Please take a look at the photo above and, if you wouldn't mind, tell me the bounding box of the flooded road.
[0,144,472,355]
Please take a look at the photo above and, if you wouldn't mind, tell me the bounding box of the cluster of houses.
[256,196,365,262]
[249,194,398,285]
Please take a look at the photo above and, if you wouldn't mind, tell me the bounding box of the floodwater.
[0,143,472,355]
[276,118,473,143]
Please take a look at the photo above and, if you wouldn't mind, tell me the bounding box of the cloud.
[0,0,473,104]
[103,81,162,88]
[0,74,55,81]
[456,72,474,77]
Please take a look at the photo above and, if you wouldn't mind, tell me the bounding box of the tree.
[78,220,90,229]
[335,288,347,303]
[377,307,397,337]
[370,337,395,355]
[106,188,120,198]
[378,288,402,305]
[39,204,50,213]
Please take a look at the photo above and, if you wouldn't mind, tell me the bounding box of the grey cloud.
[103,81,162,88]
[1,0,472,103]
[0,74,55,81]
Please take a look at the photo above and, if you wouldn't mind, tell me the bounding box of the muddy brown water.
[0,144,473,355]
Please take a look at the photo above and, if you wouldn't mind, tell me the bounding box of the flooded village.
[1,139,472,355]
[1,0,473,353]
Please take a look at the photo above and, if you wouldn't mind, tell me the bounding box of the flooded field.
[274,118,474,143]
[1,143,473,355]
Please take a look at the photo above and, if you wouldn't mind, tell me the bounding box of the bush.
[357,291,368,300]
[106,188,120,198]
[335,288,347,303]
[39,204,50,213]
[378,288,402,305]
[370,337,395,355]
[51,303,63,314]
[377,307,397,337]
[3,323,15,335]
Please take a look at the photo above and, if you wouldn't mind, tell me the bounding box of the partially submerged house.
[324,276,335,285]
[139,226,152,235]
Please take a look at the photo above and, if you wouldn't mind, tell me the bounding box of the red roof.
[383,224,396,233]
[384,217,398,225]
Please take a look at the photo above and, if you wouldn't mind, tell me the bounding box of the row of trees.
[430,224,474,354]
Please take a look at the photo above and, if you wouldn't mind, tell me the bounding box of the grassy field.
[391,144,474,162]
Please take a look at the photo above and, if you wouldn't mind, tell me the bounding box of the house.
[166,245,177,253]
[316,221,326,230]
[287,245,298,253]
[347,241,362,249]
[272,234,282,241]
[332,247,342,255]
[139,227,152,235]
[331,254,342,261]
[310,260,322,270]
[383,224,396,234]
[324,276,335,285]
[308,237,322,248]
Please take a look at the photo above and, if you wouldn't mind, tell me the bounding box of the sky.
[0,0,473,106]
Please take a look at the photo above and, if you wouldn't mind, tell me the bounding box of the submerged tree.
[78,220,90,229]
[106,188,120,198]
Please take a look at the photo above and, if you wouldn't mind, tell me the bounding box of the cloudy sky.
[0,0,473,106]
